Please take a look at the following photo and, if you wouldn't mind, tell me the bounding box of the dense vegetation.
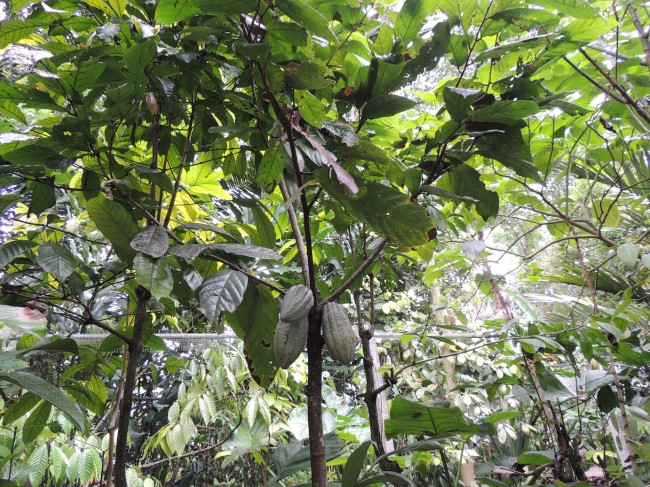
[0,0,648,486]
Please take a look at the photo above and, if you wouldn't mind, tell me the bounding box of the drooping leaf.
[385,395,478,437]
[341,441,371,487]
[275,0,336,43]
[155,0,201,24]
[28,177,56,215]
[130,225,169,258]
[394,0,434,42]
[0,240,35,269]
[256,146,285,189]
[0,19,43,49]
[361,94,418,123]
[402,21,450,84]
[225,284,278,388]
[444,164,499,220]
[22,400,51,443]
[516,450,554,466]
[134,253,174,301]
[284,62,333,90]
[596,385,618,414]
[35,244,76,281]
[471,101,540,123]
[199,270,248,322]
[443,86,481,122]
[86,195,139,262]
[271,433,343,483]
[617,243,639,267]
[123,40,157,93]
[209,243,282,261]
[3,392,40,425]
[592,198,621,228]
[2,370,86,432]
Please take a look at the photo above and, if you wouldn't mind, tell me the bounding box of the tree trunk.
[114,285,149,487]
[354,290,396,472]
[307,307,327,487]
[431,286,476,486]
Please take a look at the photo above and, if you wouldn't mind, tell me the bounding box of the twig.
[562,56,625,104]
[279,176,310,287]
[627,6,650,73]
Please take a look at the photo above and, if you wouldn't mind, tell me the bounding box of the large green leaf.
[317,171,435,247]
[0,19,43,49]
[199,270,248,322]
[225,284,278,388]
[86,195,139,262]
[284,62,333,90]
[471,101,540,123]
[123,40,157,93]
[402,21,451,84]
[0,240,35,269]
[385,395,478,437]
[134,254,174,301]
[275,0,336,43]
[341,441,371,487]
[2,370,86,432]
[35,244,76,281]
[271,433,343,483]
[361,94,418,123]
[256,146,285,189]
[394,0,434,42]
[443,86,481,122]
[22,400,51,444]
[443,164,499,220]
[209,243,282,261]
[155,0,201,23]
[28,177,56,215]
[130,226,169,258]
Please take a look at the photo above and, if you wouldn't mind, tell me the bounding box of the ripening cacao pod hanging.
[322,302,359,365]
[279,285,313,322]
[273,318,308,369]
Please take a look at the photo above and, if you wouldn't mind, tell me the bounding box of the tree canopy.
[0,0,648,486]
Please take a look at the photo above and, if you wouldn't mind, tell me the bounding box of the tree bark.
[307,306,327,487]
[114,285,150,487]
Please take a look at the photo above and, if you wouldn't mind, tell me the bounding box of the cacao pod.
[279,285,313,322]
[322,303,358,365]
[273,317,308,369]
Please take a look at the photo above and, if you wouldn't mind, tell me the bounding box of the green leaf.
[123,40,157,93]
[444,164,499,220]
[0,304,47,337]
[275,0,336,43]
[0,100,27,125]
[28,177,56,215]
[226,284,278,388]
[516,450,554,466]
[209,243,282,261]
[86,195,139,262]
[252,207,276,250]
[36,244,76,281]
[271,433,343,483]
[385,395,478,437]
[0,19,43,49]
[257,146,285,190]
[402,21,450,85]
[335,139,394,165]
[155,0,201,24]
[471,101,540,123]
[130,226,169,258]
[3,392,40,425]
[341,441,371,487]
[199,270,248,322]
[617,243,639,267]
[531,0,598,19]
[60,63,106,95]
[0,240,35,269]
[361,94,418,123]
[356,473,416,487]
[284,62,333,90]
[394,0,434,42]
[23,400,51,443]
[296,90,326,128]
[596,385,618,414]
[267,21,308,47]
[134,254,174,301]
[192,0,257,13]
[592,198,621,228]
[476,149,543,183]
[443,86,481,122]
[317,171,435,247]
[2,370,86,432]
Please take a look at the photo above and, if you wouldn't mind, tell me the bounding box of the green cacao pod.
[322,303,359,365]
[280,285,313,322]
[273,318,308,369]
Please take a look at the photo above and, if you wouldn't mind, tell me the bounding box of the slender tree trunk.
[114,285,150,487]
[307,307,327,487]
[354,290,396,472]
[431,286,475,486]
